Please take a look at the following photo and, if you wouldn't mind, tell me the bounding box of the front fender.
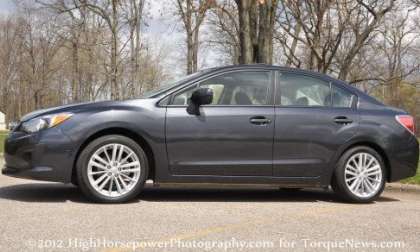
[59,104,168,183]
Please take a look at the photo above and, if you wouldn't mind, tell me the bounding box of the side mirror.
[187,88,213,115]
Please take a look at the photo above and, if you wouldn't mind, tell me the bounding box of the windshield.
[141,70,209,98]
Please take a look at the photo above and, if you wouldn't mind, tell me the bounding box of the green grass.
[400,138,420,185]
[0,130,8,154]
[401,160,420,185]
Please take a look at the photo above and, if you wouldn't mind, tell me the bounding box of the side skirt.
[153,175,324,188]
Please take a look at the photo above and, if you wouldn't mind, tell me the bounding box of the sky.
[144,0,188,77]
[0,1,15,14]
[141,0,221,76]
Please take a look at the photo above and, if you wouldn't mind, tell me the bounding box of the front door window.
[172,71,271,106]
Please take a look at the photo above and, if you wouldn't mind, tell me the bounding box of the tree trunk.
[71,39,80,102]
[129,0,144,97]
[236,0,276,64]
[110,0,119,100]
[186,30,194,74]
[185,0,194,74]
[286,23,301,66]
[236,0,254,64]
[257,0,276,64]
[192,27,199,73]
[135,1,143,94]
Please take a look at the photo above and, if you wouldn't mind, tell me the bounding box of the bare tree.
[1,0,420,136]
[207,0,240,64]
[277,0,395,81]
[47,0,124,100]
[127,0,145,96]
[0,16,24,124]
[0,1,170,123]
[37,0,89,102]
[337,0,396,80]
[175,0,213,74]
[234,0,278,64]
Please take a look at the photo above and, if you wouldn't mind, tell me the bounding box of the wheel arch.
[330,140,391,184]
[71,127,156,185]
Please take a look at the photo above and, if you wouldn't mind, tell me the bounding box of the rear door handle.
[334,116,353,124]
[250,116,271,125]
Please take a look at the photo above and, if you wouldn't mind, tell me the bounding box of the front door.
[165,70,275,176]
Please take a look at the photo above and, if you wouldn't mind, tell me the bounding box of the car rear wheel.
[332,146,386,203]
[76,135,148,203]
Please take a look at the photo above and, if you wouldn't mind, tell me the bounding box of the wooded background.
[0,0,419,135]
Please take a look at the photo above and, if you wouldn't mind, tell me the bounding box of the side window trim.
[167,69,275,107]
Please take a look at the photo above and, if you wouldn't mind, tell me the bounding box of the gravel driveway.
[1,158,420,252]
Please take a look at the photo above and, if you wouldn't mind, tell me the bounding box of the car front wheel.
[76,135,148,203]
[332,146,386,203]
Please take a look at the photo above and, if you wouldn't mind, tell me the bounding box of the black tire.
[331,146,386,203]
[76,135,148,203]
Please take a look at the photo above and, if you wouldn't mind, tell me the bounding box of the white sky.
[142,0,222,77]
[0,1,15,14]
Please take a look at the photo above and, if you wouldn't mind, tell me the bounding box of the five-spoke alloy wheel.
[77,135,148,203]
[332,146,386,203]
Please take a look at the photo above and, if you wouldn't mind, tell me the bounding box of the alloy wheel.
[87,143,141,197]
[344,152,383,198]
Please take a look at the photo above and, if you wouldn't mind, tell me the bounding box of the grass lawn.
[401,152,420,185]
[0,130,8,154]
[401,167,420,184]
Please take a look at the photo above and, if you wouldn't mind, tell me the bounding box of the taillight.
[396,115,415,134]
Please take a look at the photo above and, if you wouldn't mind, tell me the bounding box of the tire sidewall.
[77,135,148,203]
[334,146,386,203]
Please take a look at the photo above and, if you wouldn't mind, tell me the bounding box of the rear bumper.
[2,129,75,183]
[388,135,419,182]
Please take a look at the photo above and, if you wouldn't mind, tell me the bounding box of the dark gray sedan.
[2,65,419,203]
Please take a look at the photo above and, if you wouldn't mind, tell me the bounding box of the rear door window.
[278,73,331,107]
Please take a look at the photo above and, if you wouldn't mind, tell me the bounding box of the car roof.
[206,64,354,81]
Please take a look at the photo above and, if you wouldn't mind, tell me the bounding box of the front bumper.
[2,128,75,183]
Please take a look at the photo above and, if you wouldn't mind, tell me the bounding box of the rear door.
[273,71,358,177]
[165,70,275,176]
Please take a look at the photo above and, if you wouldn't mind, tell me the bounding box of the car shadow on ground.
[0,182,400,204]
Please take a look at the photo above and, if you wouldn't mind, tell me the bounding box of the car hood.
[20,100,116,122]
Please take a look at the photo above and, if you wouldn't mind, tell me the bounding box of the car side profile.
[2,65,419,203]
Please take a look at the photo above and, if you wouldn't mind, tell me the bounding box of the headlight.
[21,113,73,133]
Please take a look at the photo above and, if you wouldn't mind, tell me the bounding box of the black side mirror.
[187,88,213,115]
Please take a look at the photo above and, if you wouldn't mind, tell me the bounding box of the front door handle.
[250,116,271,125]
[334,116,353,124]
